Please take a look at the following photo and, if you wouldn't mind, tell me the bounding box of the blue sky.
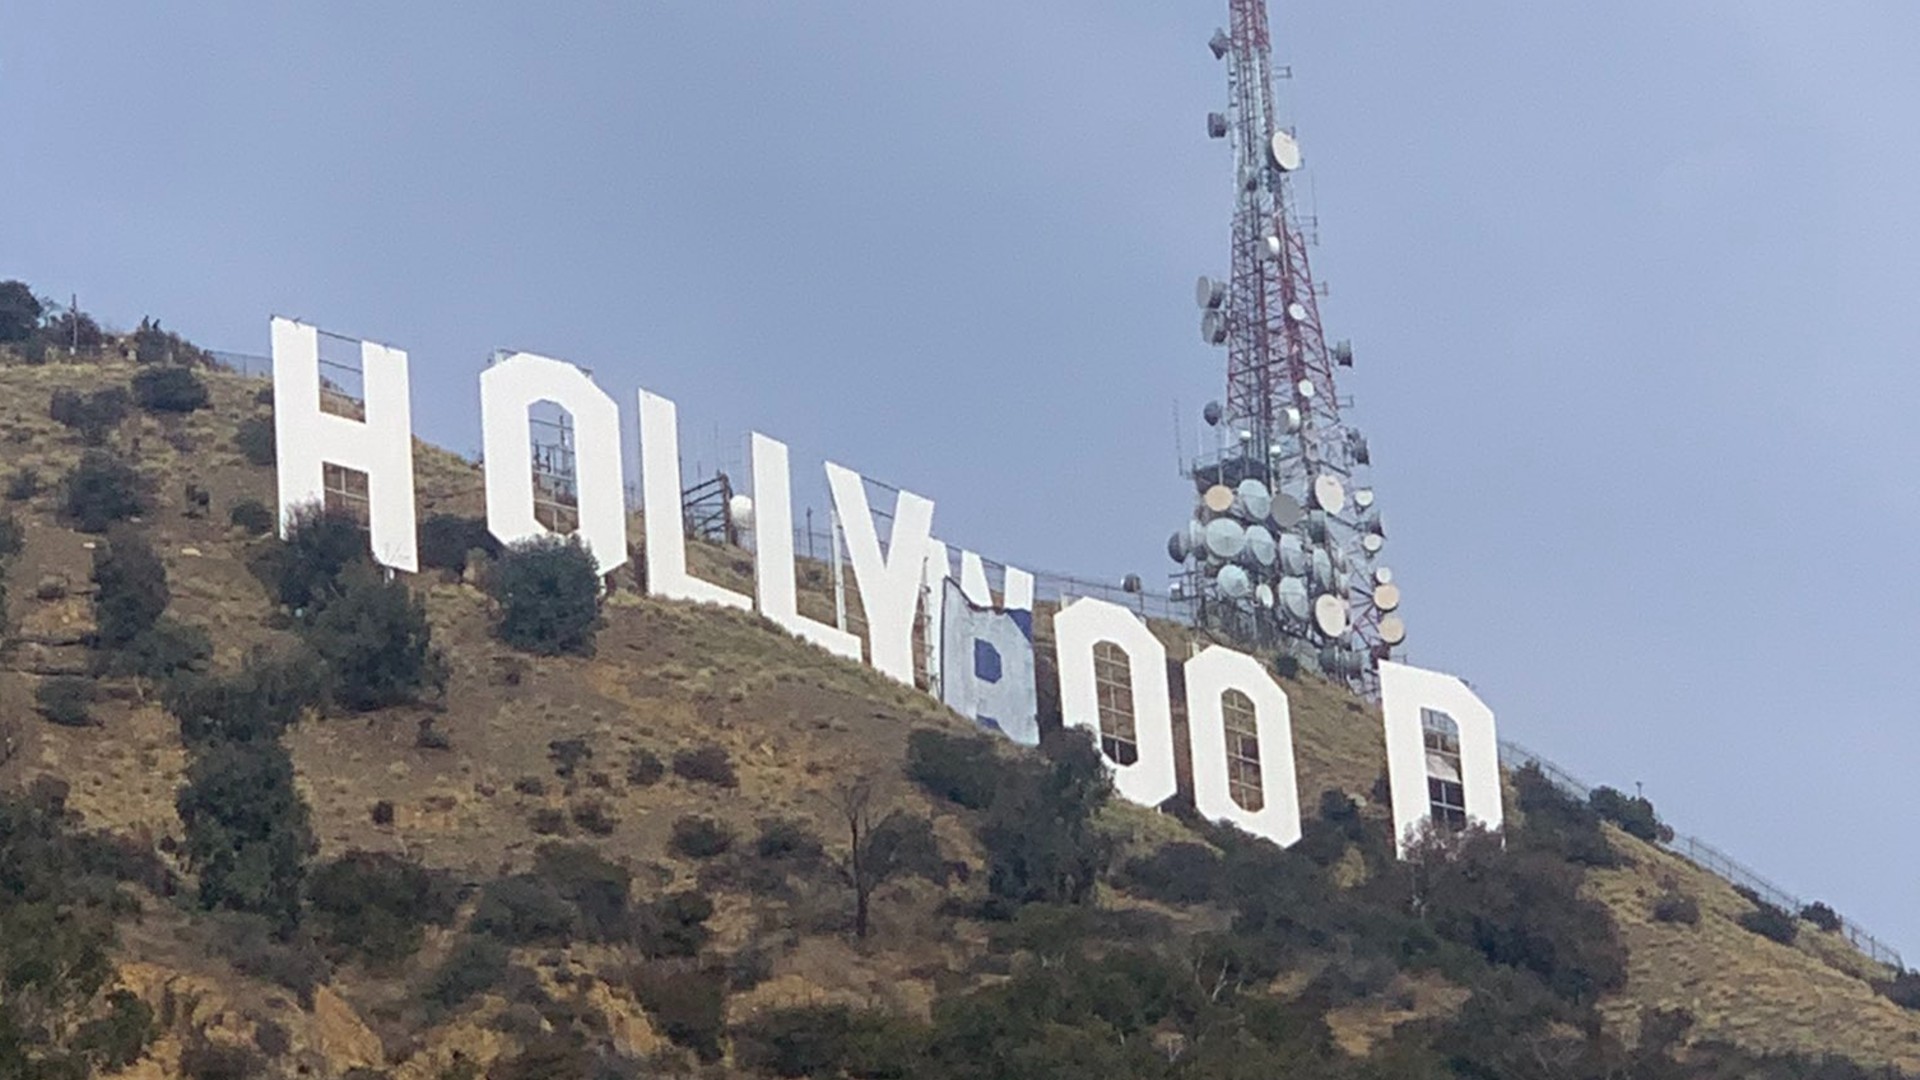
[5,3,1919,953]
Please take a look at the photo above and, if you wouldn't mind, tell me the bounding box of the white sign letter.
[825,462,934,684]
[1055,598,1177,808]
[638,390,751,610]
[271,317,418,572]
[1184,645,1302,847]
[750,433,860,660]
[480,353,628,575]
[1379,659,1505,857]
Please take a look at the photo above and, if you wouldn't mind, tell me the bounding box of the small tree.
[268,503,367,612]
[979,729,1113,908]
[304,568,445,711]
[176,739,315,930]
[63,451,146,533]
[235,415,276,466]
[832,780,943,938]
[50,387,132,446]
[131,366,210,413]
[0,280,41,342]
[92,526,170,650]
[36,677,97,727]
[229,499,274,535]
[488,535,602,655]
[419,513,499,574]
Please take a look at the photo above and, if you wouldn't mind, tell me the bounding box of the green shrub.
[108,615,211,681]
[471,875,576,946]
[570,799,616,836]
[4,467,39,501]
[0,512,23,560]
[734,1003,857,1078]
[92,526,169,649]
[1118,843,1223,905]
[634,890,714,959]
[1588,785,1670,844]
[235,415,276,466]
[424,936,509,1011]
[488,535,602,655]
[906,729,1000,810]
[980,729,1112,908]
[754,818,824,863]
[179,1037,267,1080]
[176,740,314,930]
[266,503,367,612]
[1800,901,1843,933]
[36,677,97,727]
[626,748,664,787]
[671,816,736,860]
[1737,899,1799,946]
[419,513,499,574]
[72,988,156,1071]
[50,387,131,445]
[131,317,208,366]
[304,569,445,711]
[131,365,210,413]
[206,913,328,1006]
[631,964,727,1062]
[531,843,632,943]
[307,852,458,966]
[1512,763,1620,868]
[163,648,327,746]
[1882,970,1920,1011]
[229,498,274,535]
[1651,886,1700,926]
[0,280,40,342]
[63,450,146,532]
[672,745,737,788]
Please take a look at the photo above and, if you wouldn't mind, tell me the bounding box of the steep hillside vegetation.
[0,306,1915,1078]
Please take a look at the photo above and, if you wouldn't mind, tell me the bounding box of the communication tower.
[1172,1,1403,689]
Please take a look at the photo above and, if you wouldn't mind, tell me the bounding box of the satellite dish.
[1269,492,1305,530]
[1122,573,1144,594]
[1201,309,1228,345]
[1283,406,1302,433]
[1310,475,1346,514]
[1296,378,1317,399]
[1243,524,1276,567]
[1276,576,1310,621]
[1331,340,1354,367]
[1208,28,1231,59]
[1235,479,1271,520]
[1216,564,1253,600]
[1286,301,1308,323]
[1167,531,1190,563]
[1187,520,1209,554]
[1196,276,1227,309]
[1360,533,1384,555]
[1206,112,1229,139]
[1378,613,1407,646]
[1373,582,1401,612]
[1309,548,1335,591]
[1350,433,1371,465]
[1302,511,1331,543]
[1373,567,1394,585]
[1353,488,1375,510]
[1255,582,1274,608]
[728,494,755,531]
[1202,400,1224,427]
[1204,518,1247,559]
[1277,533,1308,576]
[1318,647,1361,677]
[1202,484,1235,513]
[1313,594,1350,638]
[1269,130,1303,172]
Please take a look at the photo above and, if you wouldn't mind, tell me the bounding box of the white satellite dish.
[1354,488,1375,510]
[1203,484,1235,514]
[1309,548,1335,591]
[1188,520,1209,554]
[1204,518,1248,559]
[1269,492,1305,530]
[728,494,755,531]
[1167,531,1190,563]
[1314,594,1350,638]
[1360,533,1384,555]
[1216,564,1253,600]
[1283,406,1302,433]
[1286,301,1308,323]
[1202,309,1228,345]
[1373,566,1394,585]
[1196,276,1227,309]
[1269,130,1302,172]
[1264,235,1282,259]
[1373,582,1401,612]
[1243,524,1276,567]
[1296,378,1316,399]
[1255,582,1274,609]
[1235,478,1272,520]
[1310,474,1346,514]
[1276,576,1310,620]
[1277,533,1308,576]
[1378,613,1407,646]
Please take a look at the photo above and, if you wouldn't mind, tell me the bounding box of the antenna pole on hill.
[1171,1,1401,692]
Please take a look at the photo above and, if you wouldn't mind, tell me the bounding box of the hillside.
[0,332,1916,1078]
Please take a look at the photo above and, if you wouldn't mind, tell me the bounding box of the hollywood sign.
[270,317,1502,855]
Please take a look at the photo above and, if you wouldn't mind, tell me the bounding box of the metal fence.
[1499,740,1904,971]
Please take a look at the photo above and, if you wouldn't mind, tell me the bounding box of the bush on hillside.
[633,890,715,959]
[1882,970,1920,1011]
[424,936,510,1011]
[0,512,23,561]
[906,728,1001,810]
[130,365,209,413]
[108,616,211,681]
[131,317,208,366]
[471,875,577,947]
[531,843,632,943]
[176,739,314,930]
[1588,785,1671,844]
[5,467,39,502]
[306,852,458,966]
[1117,842,1224,906]
[229,498,274,535]
[0,280,40,342]
[670,816,736,860]
[50,387,132,446]
[419,513,500,574]
[1737,899,1800,946]
[1512,763,1620,868]
[91,526,169,650]
[672,745,737,788]
[631,964,727,1062]
[1651,884,1700,926]
[488,535,602,655]
[63,451,145,532]
[235,415,276,466]
[163,648,327,746]
[626,748,665,788]
[303,568,446,711]
[266,503,367,612]
[979,729,1113,908]
[36,676,97,727]
[1800,901,1843,933]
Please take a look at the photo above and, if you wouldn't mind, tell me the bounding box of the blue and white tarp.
[938,578,1038,746]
